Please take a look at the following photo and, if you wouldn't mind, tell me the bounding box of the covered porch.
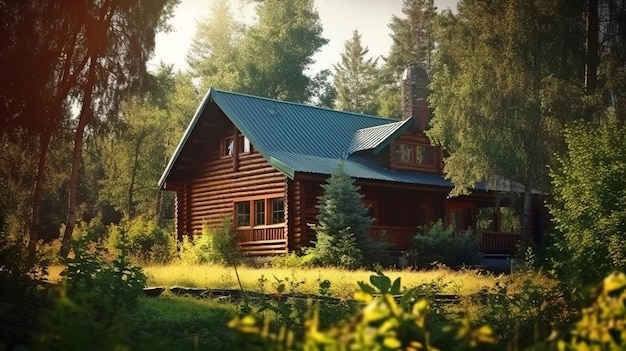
[237,224,287,256]
[235,225,522,256]
[369,225,522,254]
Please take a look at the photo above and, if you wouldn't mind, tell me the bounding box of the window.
[239,136,251,153]
[234,197,285,228]
[254,199,265,225]
[222,138,234,156]
[236,202,250,227]
[270,198,284,224]
[393,142,436,166]
[221,135,251,157]
[476,206,521,233]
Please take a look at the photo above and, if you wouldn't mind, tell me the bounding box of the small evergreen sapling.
[309,163,374,268]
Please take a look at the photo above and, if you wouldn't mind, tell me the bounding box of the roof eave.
[371,117,414,154]
[158,88,214,189]
[269,156,296,179]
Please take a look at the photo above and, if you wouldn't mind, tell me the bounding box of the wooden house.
[159,67,538,256]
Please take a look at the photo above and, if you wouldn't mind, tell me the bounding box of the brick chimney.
[401,66,429,131]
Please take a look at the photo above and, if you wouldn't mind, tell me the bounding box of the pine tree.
[387,0,437,74]
[310,164,374,268]
[333,30,380,115]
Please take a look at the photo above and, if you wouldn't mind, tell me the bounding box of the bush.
[408,220,482,269]
[307,228,363,269]
[0,230,51,350]
[106,216,177,264]
[229,269,496,350]
[34,234,146,351]
[270,251,315,268]
[178,218,241,265]
[550,118,626,286]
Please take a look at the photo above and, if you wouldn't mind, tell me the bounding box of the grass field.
[48,263,555,299]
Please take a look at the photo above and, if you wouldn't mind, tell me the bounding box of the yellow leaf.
[383,336,401,349]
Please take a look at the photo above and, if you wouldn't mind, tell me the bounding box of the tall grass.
[140,264,553,299]
[48,263,556,300]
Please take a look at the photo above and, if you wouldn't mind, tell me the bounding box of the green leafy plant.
[550,118,626,287]
[35,231,146,350]
[409,220,482,269]
[178,218,241,265]
[228,269,496,350]
[0,231,50,350]
[106,216,176,264]
[554,272,626,350]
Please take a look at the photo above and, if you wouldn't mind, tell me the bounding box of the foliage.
[237,0,328,102]
[308,228,364,269]
[35,232,147,350]
[229,269,496,350]
[186,0,244,92]
[0,228,51,350]
[178,218,241,265]
[458,274,573,350]
[386,0,437,74]
[550,118,626,287]
[427,0,586,237]
[99,96,170,219]
[556,272,626,350]
[408,220,482,269]
[63,234,147,312]
[333,30,381,115]
[308,164,376,268]
[123,296,239,350]
[189,0,328,103]
[270,252,315,269]
[106,216,177,264]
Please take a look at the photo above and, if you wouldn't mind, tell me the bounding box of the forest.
[1,0,626,349]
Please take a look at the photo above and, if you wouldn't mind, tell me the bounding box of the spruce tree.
[310,164,374,268]
[333,30,380,115]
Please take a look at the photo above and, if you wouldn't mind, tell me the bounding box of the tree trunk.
[28,128,53,258]
[521,185,532,242]
[586,0,599,95]
[127,132,145,218]
[59,58,96,258]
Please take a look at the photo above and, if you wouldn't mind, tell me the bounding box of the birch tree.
[427,0,585,237]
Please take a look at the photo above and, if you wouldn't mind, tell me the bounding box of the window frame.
[234,195,285,229]
[220,134,252,158]
[391,141,438,171]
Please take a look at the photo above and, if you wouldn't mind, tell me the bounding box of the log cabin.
[159,67,545,257]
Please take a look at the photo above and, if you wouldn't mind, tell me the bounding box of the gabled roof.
[347,118,414,154]
[159,88,452,189]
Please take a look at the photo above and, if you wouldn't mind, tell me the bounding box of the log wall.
[172,117,287,240]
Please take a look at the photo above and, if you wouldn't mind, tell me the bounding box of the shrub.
[106,216,177,264]
[0,230,51,350]
[270,251,315,268]
[408,219,482,269]
[307,228,363,269]
[550,118,626,287]
[229,269,496,350]
[34,234,146,350]
[178,218,241,265]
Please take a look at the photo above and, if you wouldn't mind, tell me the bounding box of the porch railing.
[368,226,522,254]
[237,225,287,256]
[369,226,414,251]
[480,231,522,254]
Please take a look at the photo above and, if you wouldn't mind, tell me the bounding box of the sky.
[150,0,459,75]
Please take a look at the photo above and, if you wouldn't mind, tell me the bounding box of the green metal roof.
[159,88,453,189]
[347,118,414,154]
